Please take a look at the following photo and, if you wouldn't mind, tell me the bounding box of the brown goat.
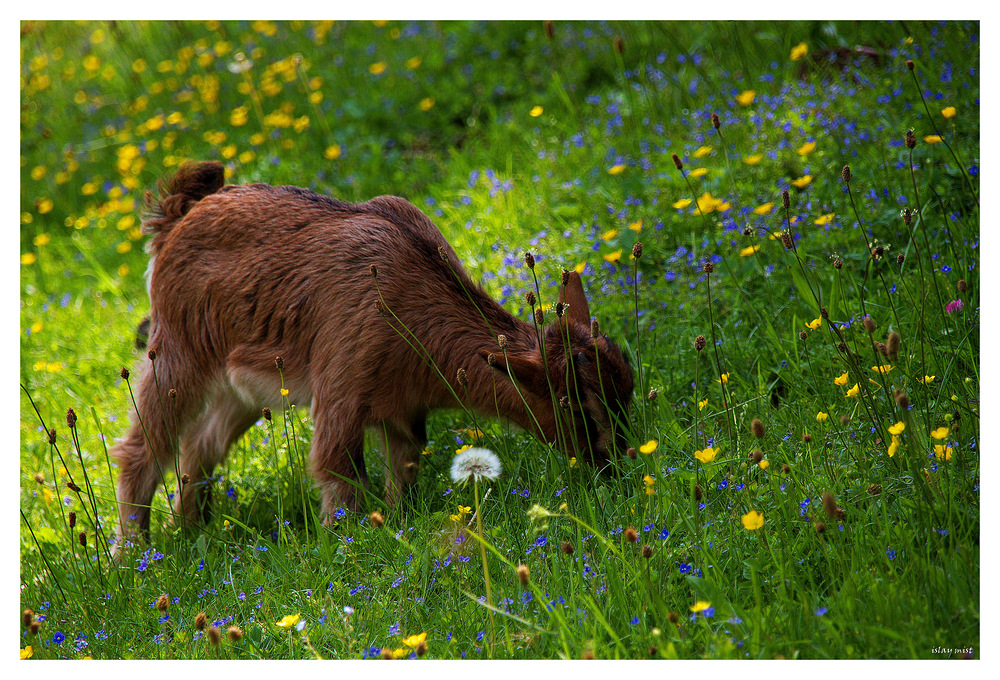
[112,161,633,545]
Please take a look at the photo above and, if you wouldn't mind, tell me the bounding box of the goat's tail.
[142,161,225,250]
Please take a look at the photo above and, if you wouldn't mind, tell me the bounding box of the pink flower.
[945,299,964,314]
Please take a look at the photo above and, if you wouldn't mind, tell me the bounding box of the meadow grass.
[19,20,979,660]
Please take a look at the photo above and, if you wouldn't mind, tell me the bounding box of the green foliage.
[20,19,979,660]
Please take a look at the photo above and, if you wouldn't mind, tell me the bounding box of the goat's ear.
[479,349,550,397]
[559,271,591,326]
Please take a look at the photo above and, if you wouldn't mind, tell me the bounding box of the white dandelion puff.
[450,447,502,484]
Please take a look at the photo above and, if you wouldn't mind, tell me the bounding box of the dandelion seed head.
[450,447,502,484]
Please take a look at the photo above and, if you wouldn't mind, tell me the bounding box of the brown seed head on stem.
[798,330,808,341]
[906,59,914,71]
[561,540,575,555]
[534,307,544,325]
[591,318,600,338]
[702,261,714,274]
[456,367,468,388]
[782,189,790,210]
[369,263,377,279]
[624,526,639,543]
[68,511,76,528]
[905,129,916,149]
[833,258,843,270]
[120,367,130,380]
[672,154,683,170]
[957,279,968,293]
[207,625,221,646]
[524,252,535,269]
[497,334,508,349]
[695,335,706,352]
[228,626,243,642]
[156,594,170,612]
[544,20,554,39]
[274,356,283,370]
[30,621,42,635]
[841,165,852,183]
[886,331,901,361]
[781,232,794,250]
[369,511,385,528]
[641,544,653,558]
[194,612,207,630]
[147,348,157,361]
[66,408,77,429]
[751,418,765,439]
[79,531,87,547]
[614,36,624,54]
[517,564,531,587]
[895,390,910,411]
[626,446,637,459]
[711,112,721,129]
[862,316,876,333]
[23,609,34,629]
[262,407,272,421]
[632,241,643,259]
[525,290,536,307]
[47,428,56,445]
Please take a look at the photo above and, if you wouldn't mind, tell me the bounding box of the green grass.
[19,19,979,660]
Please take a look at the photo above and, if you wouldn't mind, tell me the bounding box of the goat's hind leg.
[113,351,205,549]
[173,383,258,528]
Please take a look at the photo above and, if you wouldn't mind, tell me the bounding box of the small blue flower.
[630,616,639,625]
[659,528,670,540]
[815,607,828,616]
[52,631,66,644]
[679,563,692,574]
[886,547,897,560]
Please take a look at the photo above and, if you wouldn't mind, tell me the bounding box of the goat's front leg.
[381,416,427,509]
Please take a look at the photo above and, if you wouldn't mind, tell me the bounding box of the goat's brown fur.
[113,161,633,545]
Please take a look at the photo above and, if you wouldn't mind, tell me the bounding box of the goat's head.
[484,272,634,466]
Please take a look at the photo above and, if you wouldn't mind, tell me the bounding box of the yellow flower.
[569,456,577,467]
[695,447,717,464]
[280,388,289,396]
[672,198,692,209]
[690,600,711,613]
[933,444,952,461]
[31,321,43,333]
[805,318,821,330]
[739,245,760,257]
[816,412,828,422]
[736,90,755,106]
[603,249,622,263]
[406,56,422,69]
[117,242,132,254]
[644,475,655,495]
[888,435,900,458]
[920,375,936,385]
[717,373,729,384]
[930,427,949,440]
[790,42,809,60]
[870,364,893,375]
[888,422,905,436]
[790,175,813,188]
[463,428,483,440]
[402,632,427,647]
[758,459,770,470]
[419,98,435,111]
[20,645,33,660]
[607,164,626,175]
[529,105,543,117]
[368,62,387,75]
[834,372,849,386]
[639,440,657,454]
[688,167,708,178]
[796,141,816,155]
[845,383,859,398]
[455,444,472,455]
[573,262,585,274]
[696,192,724,214]
[753,202,773,215]
[47,362,63,373]
[600,228,618,241]
[741,510,764,530]
[420,448,432,456]
[698,398,708,411]
[21,253,37,265]
[743,154,763,165]
[324,145,342,160]
[449,505,471,521]
[813,213,835,225]
[628,220,643,232]
[923,135,943,144]
[941,106,956,119]
[276,613,301,628]
[43,488,53,504]
[692,145,713,158]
